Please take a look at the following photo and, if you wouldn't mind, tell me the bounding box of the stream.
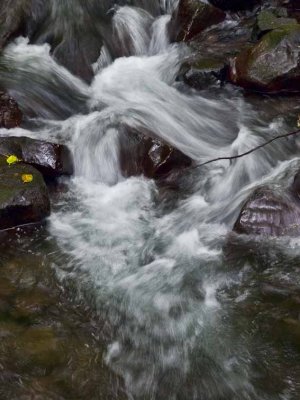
[1,0,300,399]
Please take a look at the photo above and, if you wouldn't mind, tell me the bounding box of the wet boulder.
[0,157,50,230]
[0,92,22,129]
[228,24,300,93]
[141,138,192,179]
[180,57,226,90]
[169,0,226,42]
[0,136,74,178]
[233,171,300,236]
[120,129,192,179]
[181,17,253,90]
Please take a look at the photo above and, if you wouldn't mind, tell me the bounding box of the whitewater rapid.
[1,1,300,399]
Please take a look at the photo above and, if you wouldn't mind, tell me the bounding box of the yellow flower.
[6,155,20,165]
[21,174,33,183]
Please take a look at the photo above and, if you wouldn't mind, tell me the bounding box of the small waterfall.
[112,6,153,57]
[1,1,300,399]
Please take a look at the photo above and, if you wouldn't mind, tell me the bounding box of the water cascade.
[1,0,300,399]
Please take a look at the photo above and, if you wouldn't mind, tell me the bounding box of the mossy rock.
[180,57,226,89]
[253,9,298,39]
[0,136,74,178]
[0,157,50,230]
[229,23,300,92]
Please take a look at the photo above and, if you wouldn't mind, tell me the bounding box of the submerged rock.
[120,128,192,179]
[233,170,300,237]
[228,23,300,93]
[0,92,22,128]
[0,136,74,178]
[169,0,226,42]
[15,327,65,369]
[1,0,107,82]
[0,0,29,51]
[0,157,50,230]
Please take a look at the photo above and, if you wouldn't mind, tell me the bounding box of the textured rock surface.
[169,0,226,42]
[120,129,192,179]
[0,157,50,229]
[233,170,300,237]
[0,136,74,178]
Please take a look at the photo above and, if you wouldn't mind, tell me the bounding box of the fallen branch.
[190,127,300,171]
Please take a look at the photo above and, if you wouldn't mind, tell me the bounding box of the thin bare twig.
[190,128,300,171]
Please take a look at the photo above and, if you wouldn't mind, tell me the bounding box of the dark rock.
[169,0,226,42]
[0,136,73,178]
[228,24,300,93]
[0,0,29,51]
[25,0,106,83]
[182,18,253,89]
[0,92,22,128]
[120,128,192,180]
[280,318,300,349]
[284,0,300,22]
[180,57,227,90]
[209,0,260,11]
[143,138,192,178]
[233,170,300,236]
[0,157,50,230]
[0,1,106,82]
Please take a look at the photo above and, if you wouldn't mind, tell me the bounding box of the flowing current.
[1,1,300,399]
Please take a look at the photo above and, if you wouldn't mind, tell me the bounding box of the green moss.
[263,24,300,48]
[192,57,224,70]
[257,10,297,33]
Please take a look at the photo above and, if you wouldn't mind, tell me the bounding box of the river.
[1,0,300,399]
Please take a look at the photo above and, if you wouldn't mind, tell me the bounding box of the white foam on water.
[1,1,300,398]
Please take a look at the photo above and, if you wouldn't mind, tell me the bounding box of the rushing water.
[1,1,300,399]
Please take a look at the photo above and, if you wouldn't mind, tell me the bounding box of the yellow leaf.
[21,174,33,183]
[6,155,20,165]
